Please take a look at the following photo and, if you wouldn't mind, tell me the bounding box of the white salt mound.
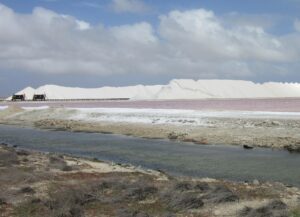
[8,79,300,100]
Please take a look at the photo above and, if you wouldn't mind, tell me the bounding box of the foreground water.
[0,124,299,186]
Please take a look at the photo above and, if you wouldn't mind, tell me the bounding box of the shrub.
[48,155,73,171]
[240,200,288,217]
[19,187,35,194]
[173,182,193,192]
[13,200,47,217]
[165,192,204,210]
[125,186,158,201]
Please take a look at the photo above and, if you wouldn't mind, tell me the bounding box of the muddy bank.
[1,106,300,151]
[0,144,300,217]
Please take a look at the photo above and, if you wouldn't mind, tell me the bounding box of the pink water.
[2,98,300,112]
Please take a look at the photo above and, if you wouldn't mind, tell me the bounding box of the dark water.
[0,125,299,186]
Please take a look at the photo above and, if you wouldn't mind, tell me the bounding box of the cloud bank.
[0,4,299,80]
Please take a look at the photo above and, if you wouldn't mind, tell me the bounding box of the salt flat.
[0,101,300,151]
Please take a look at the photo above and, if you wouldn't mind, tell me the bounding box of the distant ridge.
[8,79,300,100]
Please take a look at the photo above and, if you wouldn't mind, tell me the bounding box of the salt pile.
[9,79,300,100]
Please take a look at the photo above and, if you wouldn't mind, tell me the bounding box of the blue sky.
[2,0,299,32]
[0,0,300,96]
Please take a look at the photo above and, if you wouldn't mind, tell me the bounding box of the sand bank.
[0,105,300,151]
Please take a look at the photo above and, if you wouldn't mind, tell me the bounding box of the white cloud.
[76,20,91,30]
[111,0,149,13]
[110,22,157,43]
[0,4,299,80]
[159,10,288,62]
[294,19,300,32]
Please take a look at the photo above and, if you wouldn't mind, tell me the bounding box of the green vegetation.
[290,206,300,217]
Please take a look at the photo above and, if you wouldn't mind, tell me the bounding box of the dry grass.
[0,147,19,167]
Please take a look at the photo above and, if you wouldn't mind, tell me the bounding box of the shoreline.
[0,105,300,152]
[35,118,300,152]
[1,123,300,188]
[1,143,300,217]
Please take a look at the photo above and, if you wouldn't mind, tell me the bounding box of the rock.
[284,144,300,153]
[243,145,254,150]
[253,179,260,185]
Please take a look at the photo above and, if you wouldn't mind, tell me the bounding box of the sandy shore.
[0,105,300,151]
[1,144,300,217]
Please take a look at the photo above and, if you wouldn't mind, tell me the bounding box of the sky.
[0,0,300,96]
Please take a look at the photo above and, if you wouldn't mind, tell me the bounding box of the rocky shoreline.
[0,143,300,217]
